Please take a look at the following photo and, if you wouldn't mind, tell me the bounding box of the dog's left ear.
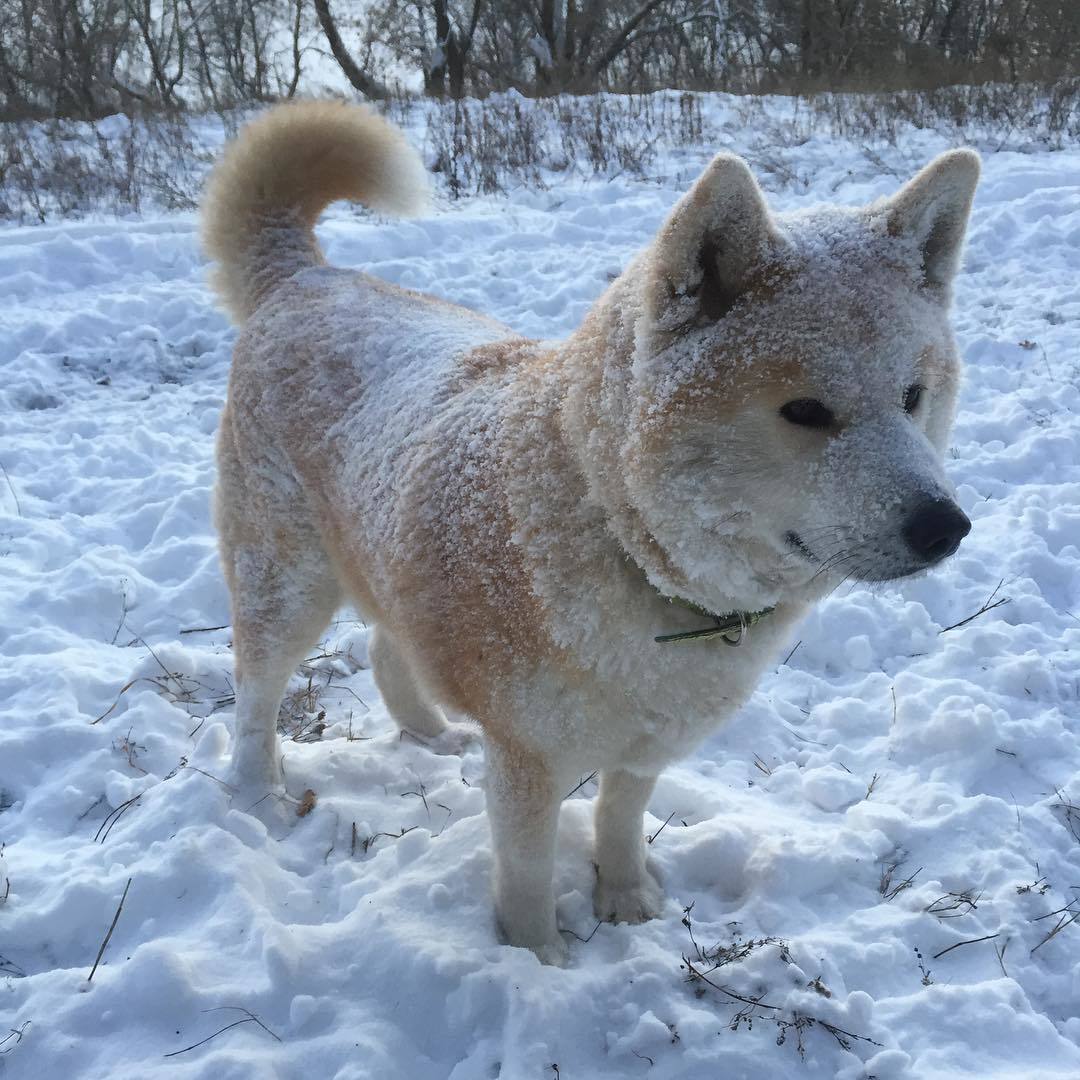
[646,153,781,332]
[885,149,980,294]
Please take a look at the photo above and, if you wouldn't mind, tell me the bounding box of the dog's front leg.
[484,738,569,966]
[593,768,665,924]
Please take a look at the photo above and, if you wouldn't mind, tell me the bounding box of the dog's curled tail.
[201,100,428,324]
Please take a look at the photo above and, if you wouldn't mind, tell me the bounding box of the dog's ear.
[646,154,779,331]
[885,149,980,293]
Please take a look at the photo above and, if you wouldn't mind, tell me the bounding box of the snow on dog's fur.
[203,99,979,964]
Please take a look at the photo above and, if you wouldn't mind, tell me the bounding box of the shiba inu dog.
[203,100,978,965]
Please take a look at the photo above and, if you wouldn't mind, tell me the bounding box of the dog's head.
[590,150,980,609]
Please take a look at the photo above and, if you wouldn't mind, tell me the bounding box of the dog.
[202,100,978,965]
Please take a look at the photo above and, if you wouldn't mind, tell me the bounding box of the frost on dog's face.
[627,150,980,601]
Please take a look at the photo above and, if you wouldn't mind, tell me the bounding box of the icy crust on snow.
[2,98,1080,1078]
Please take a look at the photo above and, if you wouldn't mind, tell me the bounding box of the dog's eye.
[779,399,834,429]
[903,384,924,414]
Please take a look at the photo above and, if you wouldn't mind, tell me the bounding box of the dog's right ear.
[645,154,780,333]
[884,149,980,294]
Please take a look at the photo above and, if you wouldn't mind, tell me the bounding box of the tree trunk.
[313,0,389,99]
[428,0,450,96]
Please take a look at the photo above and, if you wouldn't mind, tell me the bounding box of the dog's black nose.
[903,499,971,564]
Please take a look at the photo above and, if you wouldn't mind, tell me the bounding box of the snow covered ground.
[1,94,1079,1079]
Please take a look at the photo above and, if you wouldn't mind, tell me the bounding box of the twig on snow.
[939,579,1011,634]
[0,1022,31,1053]
[94,794,142,843]
[1031,899,1080,954]
[932,932,999,960]
[87,878,132,982]
[164,1006,280,1058]
[0,462,21,517]
[647,810,677,844]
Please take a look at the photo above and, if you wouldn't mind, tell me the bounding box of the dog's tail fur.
[201,100,428,324]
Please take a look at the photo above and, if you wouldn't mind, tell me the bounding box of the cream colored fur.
[202,100,428,323]
[203,100,979,965]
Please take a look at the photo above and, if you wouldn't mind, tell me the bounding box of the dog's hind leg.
[485,738,570,966]
[224,551,340,804]
[368,625,447,740]
[593,768,665,924]
[216,421,341,804]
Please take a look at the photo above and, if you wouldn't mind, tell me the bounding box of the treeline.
[1,0,1078,119]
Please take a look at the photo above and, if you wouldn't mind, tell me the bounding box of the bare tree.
[128,0,186,108]
[1,0,1079,121]
[313,0,389,99]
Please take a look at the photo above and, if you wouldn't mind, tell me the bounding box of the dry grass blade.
[1016,876,1049,895]
[94,794,142,843]
[165,1006,280,1058]
[0,954,26,978]
[87,878,132,982]
[679,912,881,1058]
[683,956,782,1011]
[879,858,921,901]
[129,632,187,696]
[0,843,9,906]
[565,920,603,943]
[1031,899,1080,954]
[115,727,148,774]
[647,810,677,844]
[182,764,234,790]
[925,890,981,918]
[1052,790,1080,843]
[564,772,597,800]
[434,802,454,837]
[357,825,417,855]
[91,678,142,725]
[932,932,999,960]
[995,936,1010,977]
[0,1022,31,1054]
[939,579,1011,634]
[401,782,431,820]
[0,462,21,517]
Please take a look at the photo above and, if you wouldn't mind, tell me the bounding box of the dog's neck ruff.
[654,593,775,646]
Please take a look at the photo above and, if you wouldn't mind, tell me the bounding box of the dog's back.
[206,102,526,680]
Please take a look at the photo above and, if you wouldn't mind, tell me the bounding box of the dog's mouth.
[785,530,933,583]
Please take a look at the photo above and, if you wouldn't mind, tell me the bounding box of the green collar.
[654,594,775,646]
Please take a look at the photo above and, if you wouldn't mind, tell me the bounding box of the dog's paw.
[530,936,570,967]
[594,869,665,924]
[410,720,481,757]
[500,930,569,967]
[223,761,291,821]
[232,784,293,824]
[496,909,569,966]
